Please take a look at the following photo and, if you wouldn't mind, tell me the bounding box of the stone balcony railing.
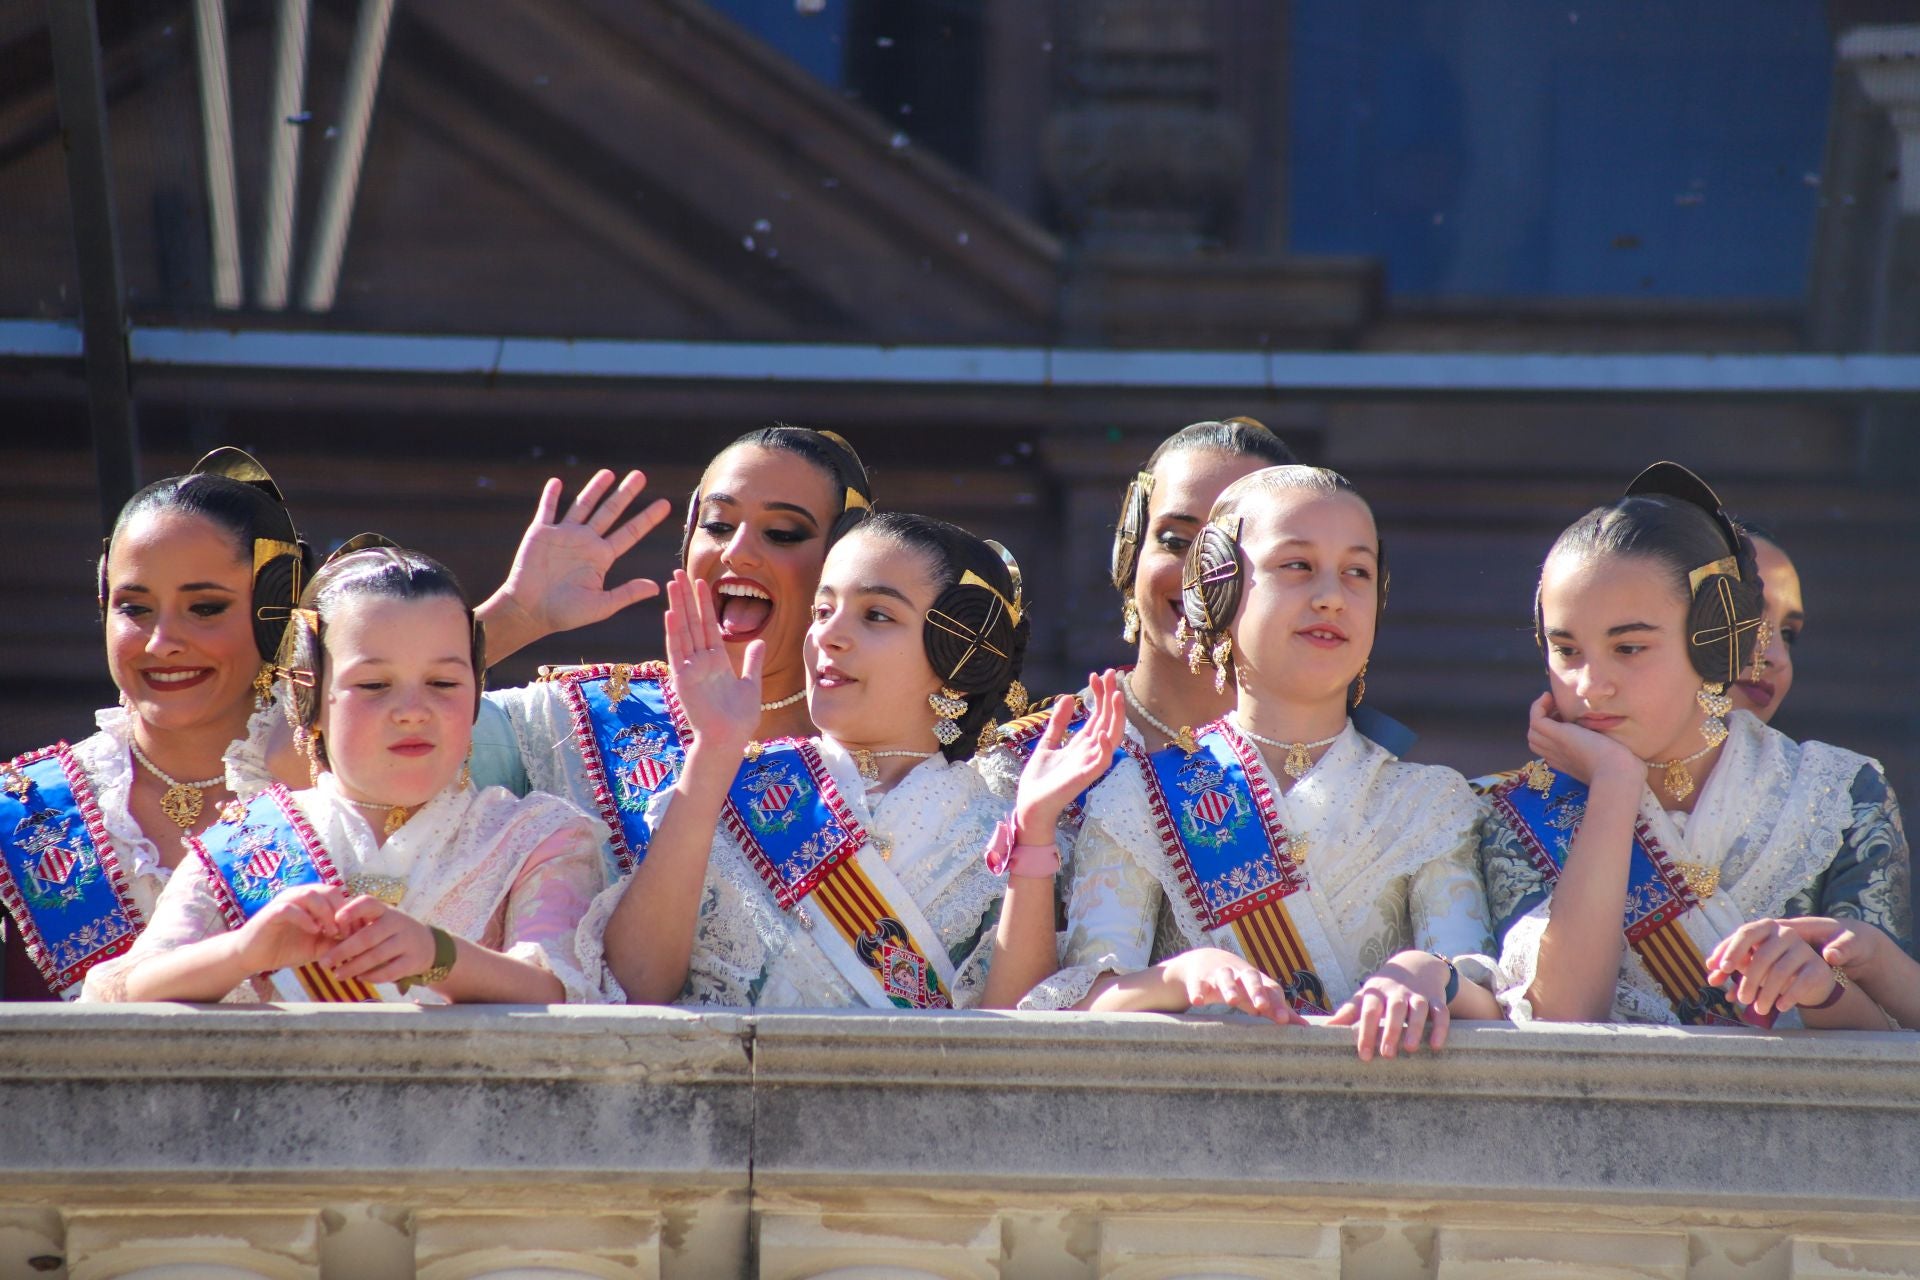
[3,1006,1918,1279]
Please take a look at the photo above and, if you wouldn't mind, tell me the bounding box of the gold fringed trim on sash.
[808,859,952,1010]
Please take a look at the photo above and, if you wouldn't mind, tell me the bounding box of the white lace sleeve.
[221,702,285,800]
[496,819,606,1003]
[78,853,264,1004]
[1017,807,1163,1011]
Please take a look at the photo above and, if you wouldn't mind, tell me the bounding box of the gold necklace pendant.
[383,805,410,837]
[1283,743,1314,780]
[1662,761,1697,803]
[158,782,205,829]
[853,749,878,783]
[1175,725,1198,755]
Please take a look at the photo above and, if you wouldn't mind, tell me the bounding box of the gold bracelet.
[398,926,458,992]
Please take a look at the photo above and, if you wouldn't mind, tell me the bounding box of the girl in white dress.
[1478,463,1910,1029]
[582,512,1042,1009]
[83,542,603,1004]
[992,465,1503,1061]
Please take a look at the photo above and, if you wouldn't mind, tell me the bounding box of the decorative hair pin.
[1686,555,1741,596]
[983,539,1025,622]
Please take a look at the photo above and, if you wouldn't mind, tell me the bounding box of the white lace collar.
[307,772,476,877]
[220,700,288,801]
[1639,710,1868,916]
[77,706,170,894]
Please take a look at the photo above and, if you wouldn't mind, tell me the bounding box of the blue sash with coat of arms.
[1129,724,1328,1013]
[0,743,144,999]
[720,738,955,1009]
[547,661,689,878]
[191,784,343,930]
[1488,764,1749,1027]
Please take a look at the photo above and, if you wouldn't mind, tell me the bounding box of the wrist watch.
[399,926,458,993]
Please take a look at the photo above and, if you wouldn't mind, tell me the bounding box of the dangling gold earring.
[1696,681,1732,747]
[1003,680,1030,719]
[459,754,473,790]
[1750,620,1772,681]
[298,726,324,786]
[1121,599,1140,645]
[1211,636,1233,694]
[929,687,968,746]
[252,664,276,712]
[1351,661,1368,709]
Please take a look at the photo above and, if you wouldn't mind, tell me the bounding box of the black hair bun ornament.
[922,571,1020,695]
[190,446,287,503]
[1625,461,1741,559]
[1180,517,1245,645]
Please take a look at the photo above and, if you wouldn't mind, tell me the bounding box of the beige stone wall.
[2,1006,1918,1279]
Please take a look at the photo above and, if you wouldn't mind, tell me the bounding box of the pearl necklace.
[761,688,807,712]
[342,794,415,837]
[849,748,936,784]
[128,738,225,829]
[1120,673,1197,754]
[1233,716,1346,780]
[1646,740,1720,804]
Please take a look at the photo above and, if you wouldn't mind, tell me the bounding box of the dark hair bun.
[1685,564,1767,686]
[1109,472,1153,592]
[1180,518,1245,649]
[923,578,1021,695]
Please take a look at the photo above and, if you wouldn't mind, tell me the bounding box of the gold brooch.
[1673,861,1719,901]
[605,663,633,703]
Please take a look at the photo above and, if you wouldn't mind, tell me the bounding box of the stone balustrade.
[2,1005,1918,1278]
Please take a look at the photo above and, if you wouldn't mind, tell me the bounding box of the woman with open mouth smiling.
[578,512,1067,1010]
[464,426,872,883]
[987,465,1503,1063]
[0,450,311,1001]
[1478,463,1909,1030]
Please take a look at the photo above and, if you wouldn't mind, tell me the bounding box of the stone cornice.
[6,1009,1920,1275]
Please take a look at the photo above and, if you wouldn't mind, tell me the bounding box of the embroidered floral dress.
[578,737,1011,1009]
[1480,709,1914,1025]
[1021,720,1498,1011]
[80,775,607,1004]
[1,705,283,1001]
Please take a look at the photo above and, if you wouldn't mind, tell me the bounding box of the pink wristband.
[984,819,1061,879]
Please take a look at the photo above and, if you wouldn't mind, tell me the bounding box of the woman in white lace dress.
[0,450,310,1001]
[1477,463,1911,1029]
[992,465,1504,1061]
[581,513,1037,1009]
[83,542,602,1005]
